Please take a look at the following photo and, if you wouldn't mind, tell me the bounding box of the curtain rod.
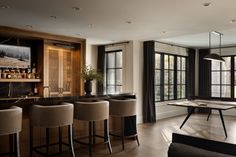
[105,41,130,46]
[155,40,190,49]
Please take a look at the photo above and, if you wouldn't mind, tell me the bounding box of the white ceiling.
[1,0,236,47]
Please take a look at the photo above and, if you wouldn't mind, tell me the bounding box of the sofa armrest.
[172,133,236,156]
[168,143,234,157]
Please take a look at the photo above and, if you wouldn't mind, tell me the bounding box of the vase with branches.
[81,65,103,96]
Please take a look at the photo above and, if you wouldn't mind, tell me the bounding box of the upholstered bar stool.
[0,106,22,157]
[109,99,139,150]
[74,101,112,157]
[30,103,75,157]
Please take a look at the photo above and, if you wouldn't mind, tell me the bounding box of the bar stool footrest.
[74,134,109,146]
[33,141,70,156]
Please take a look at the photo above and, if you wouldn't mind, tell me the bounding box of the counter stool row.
[0,99,139,157]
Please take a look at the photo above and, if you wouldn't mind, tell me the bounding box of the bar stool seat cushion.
[75,101,109,121]
[0,106,22,136]
[31,104,73,128]
[109,99,136,117]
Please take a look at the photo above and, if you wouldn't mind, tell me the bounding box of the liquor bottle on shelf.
[2,68,6,79]
[26,68,31,79]
[11,68,17,79]
[32,64,36,79]
[16,68,21,79]
[0,68,2,79]
[32,64,36,73]
[21,69,26,79]
[5,68,11,79]
[34,84,38,95]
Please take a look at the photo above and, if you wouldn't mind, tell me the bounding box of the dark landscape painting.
[0,44,30,68]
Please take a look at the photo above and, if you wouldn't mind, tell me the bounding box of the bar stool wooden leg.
[68,125,75,157]
[59,127,62,153]
[46,128,50,155]
[106,119,112,154]
[89,121,93,157]
[135,135,140,146]
[121,117,125,150]
[29,126,33,157]
[104,120,107,142]
[9,134,14,157]
[93,121,96,145]
[15,132,20,157]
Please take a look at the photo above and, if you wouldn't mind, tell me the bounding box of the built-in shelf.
[0,78,42,83]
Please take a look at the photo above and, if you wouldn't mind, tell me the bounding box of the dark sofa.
[168,133,236,157]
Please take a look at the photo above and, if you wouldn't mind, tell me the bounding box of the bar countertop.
[0,93,136,109]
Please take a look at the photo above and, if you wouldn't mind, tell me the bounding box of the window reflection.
[211,56,231,98]
[177,57,187,99]
[105,50,123,94]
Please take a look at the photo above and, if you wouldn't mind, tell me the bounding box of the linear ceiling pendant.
[204,31,225,62]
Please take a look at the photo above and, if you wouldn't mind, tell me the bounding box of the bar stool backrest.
[75,101,109,121]
[109,99,136,117]
[31,103,74,128]
[0,106,22,136]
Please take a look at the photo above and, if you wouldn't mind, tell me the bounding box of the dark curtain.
[198,49,211,99]
[143,41,156,123]
[97,45,105,95]
[187,48,196,99]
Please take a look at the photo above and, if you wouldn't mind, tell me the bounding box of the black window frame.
[177,56,187,99]
[155,52,187,102]
[210,56,234,99]
[164,54,175,101]
[105,49,123,94]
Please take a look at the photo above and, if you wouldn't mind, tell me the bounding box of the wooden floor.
[34,113,236,157]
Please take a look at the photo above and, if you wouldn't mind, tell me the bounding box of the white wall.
[132,41,143,123]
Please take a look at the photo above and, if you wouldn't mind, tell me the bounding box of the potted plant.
[81,65,103,96]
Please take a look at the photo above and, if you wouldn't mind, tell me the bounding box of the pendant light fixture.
[204,31,225,62]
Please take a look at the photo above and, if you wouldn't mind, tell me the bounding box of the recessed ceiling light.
[75,33,81,36]
[162,31,166,34]
[125,21,132,24]
[230,19,236,23]
[50,16,57,19]
[0,4,10,9]
[72,6,80,11]
[88,24,93,28]
[25,25,33,29]
[202,2,211,7]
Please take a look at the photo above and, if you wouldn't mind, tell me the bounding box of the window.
[211,57,231,98]
[155,54,161,101]
[155,53,187,102]
[164,55,174,100]
[105,50,123,94]
[177,57,186,99]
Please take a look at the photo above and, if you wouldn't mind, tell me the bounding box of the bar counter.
[0,93,137,156]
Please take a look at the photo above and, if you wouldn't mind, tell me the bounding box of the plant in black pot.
[81,65,103,96]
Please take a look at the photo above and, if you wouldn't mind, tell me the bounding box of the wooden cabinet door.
[44,45,73,97]
[47,48,60,96]
[61,50,72,96]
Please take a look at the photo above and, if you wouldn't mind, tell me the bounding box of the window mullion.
[174,56,177,100]
[161,54,164,101]
[220,63,222,98]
